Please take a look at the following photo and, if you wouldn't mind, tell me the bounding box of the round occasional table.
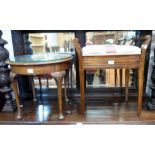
[6,53,72,120]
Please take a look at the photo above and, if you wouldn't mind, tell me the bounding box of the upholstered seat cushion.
[82,45,141,56]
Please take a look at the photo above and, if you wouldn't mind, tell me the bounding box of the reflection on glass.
[28,32,76,89]
[10,53,72,63]
[29,32,75,53]
[86,31,136,88]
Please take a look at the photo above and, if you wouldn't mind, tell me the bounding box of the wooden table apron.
[9,60,71,75]
[7,58,72,120]
[79,54,144,116]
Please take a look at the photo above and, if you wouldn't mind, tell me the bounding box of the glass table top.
[9,53,72,63]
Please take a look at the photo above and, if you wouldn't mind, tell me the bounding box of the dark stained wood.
[11,31,25,56]
[11,30,33,99]
[0,96,155,124]
[0,30,16,111]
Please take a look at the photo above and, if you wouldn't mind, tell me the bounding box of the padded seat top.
[82,45,141,56]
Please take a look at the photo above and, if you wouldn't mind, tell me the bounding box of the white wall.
[46,33,57,46]
[1,30,14,59]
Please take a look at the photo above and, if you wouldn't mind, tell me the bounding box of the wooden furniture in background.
[115,37,136,87]
[29,33,45,53]
[6,53,72,119]
[24,33,52,100]
[74,35,151,116]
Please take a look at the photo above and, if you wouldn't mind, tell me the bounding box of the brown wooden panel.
[10,61,71,75]
[84,55,140,69]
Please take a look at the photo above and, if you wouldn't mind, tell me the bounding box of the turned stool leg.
[137,66,144,117]
[114,69,117,87]
[125,69,129,103]
[80,70,85,114]
[119,69,122,87]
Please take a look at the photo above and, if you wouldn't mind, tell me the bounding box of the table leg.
[80,69,85,114]
[38,76,42,98]
[51,71,66,119]
[120,69,122,87]
[137,67,144,117]
[30,76,37,102]
[114,69,117,87]
[125,69,129,103]
[64,69,72,114]
[70,65,73,88]
[11,75,22,119]
[64,69,69,102]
